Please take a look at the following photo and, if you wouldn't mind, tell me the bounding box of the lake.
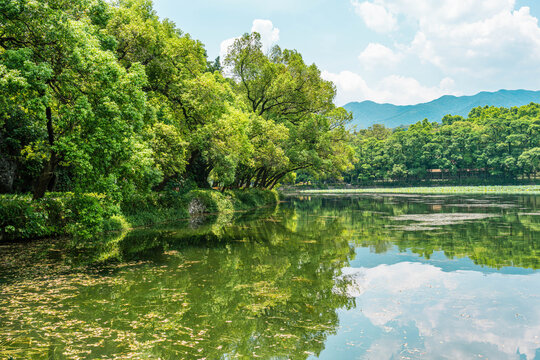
[1,194,539,359]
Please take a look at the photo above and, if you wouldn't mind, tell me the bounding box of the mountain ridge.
[343,89,540,129]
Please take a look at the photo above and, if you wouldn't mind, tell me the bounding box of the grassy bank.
[0,189,279,241]
[296,185,540,195]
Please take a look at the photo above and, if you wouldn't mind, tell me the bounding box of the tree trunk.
[0,128,16,193]
[269,174,285,190]
[33,107,57,200]
[185,150,211,188]
[33,152,57,199]
[0,155,16,193]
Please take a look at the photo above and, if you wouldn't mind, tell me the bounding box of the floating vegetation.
[445,203,518,208]
[388,213,500,231]
[300,185,540,195]
[0,212,355,360]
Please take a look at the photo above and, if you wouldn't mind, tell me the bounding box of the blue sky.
[153,0,540,105]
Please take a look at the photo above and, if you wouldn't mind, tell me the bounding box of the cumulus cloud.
[351,1,397,33]
[339,0,540,104]
[358,43,402,69]
[353,0,540,80]
[341,262,540,360]
[219,19,280,61]
[251,19,280,51]
[380,0,516,25]
[322,70,459,105]
[408,5,540,77]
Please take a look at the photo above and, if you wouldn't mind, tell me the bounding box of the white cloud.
[219,19,280,62]
[219,37,237,61]
[322,70,459,105]
[341,0,540,104]
[251,19,280,51]
[351,1,397,33]
[381,0,516,25]
[353,0,540,81]
[341,262,540,360]
[409,5,540,77]
[358,43,402,69]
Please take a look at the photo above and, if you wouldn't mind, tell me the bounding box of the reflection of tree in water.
[1,194,538,359]
[291,195,540,269]
[0,204,356,359]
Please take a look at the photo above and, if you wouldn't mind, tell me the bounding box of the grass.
[297,185,540,195]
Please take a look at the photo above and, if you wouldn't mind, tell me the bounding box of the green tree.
[0,0,147,199]
[224,33,354,188]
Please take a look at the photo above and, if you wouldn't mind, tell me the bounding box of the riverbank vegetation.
[0,0,353,238]
[0,188,278,241]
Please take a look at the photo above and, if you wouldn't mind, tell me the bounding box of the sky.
[152,0,540,106]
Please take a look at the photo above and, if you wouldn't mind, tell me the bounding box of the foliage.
[1,189,278,240]
[184,189,278,215]
[0,0,148,199]
[0,0,352,203]
[0,192,120,240]
[224,33,355,189]
[339,104,540,185]
[228,188,280,209]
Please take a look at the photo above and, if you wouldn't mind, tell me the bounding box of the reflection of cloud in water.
[342,263,540,359]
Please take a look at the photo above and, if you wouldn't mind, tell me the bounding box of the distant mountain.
[343,89,540,129]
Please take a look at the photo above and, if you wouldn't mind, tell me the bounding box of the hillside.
[344,89,540,129]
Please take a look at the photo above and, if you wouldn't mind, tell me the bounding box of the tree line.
[0,0,354,200]
[340,104,540,185]
[2,0,539,200]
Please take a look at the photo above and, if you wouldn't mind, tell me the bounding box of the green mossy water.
[0,194,539,359]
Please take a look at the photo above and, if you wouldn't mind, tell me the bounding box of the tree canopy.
[0,0,354,198]
[341,104,540,185]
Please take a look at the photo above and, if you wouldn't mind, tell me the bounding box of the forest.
[0,0,354,200]
[337,104,540,186]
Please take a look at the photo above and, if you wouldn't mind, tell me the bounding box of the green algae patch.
[388,213,500,231]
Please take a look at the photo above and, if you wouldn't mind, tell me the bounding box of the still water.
[0,194,539,359]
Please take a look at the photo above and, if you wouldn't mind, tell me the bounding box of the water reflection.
[0,194,539,359]
[320,262,540,360]
[0,204,355,359]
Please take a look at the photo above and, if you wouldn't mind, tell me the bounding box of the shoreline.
[0,189,279,242]
[285,185,540,195]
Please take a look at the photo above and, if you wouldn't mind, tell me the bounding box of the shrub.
[102,214,130,233]
[120,192,161,216]
[0,192,120,240]
[63,193,120,239]
[0,188,279,241]
[0,195,50,239]
[184,190,234,214]
[228,189,279,210]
